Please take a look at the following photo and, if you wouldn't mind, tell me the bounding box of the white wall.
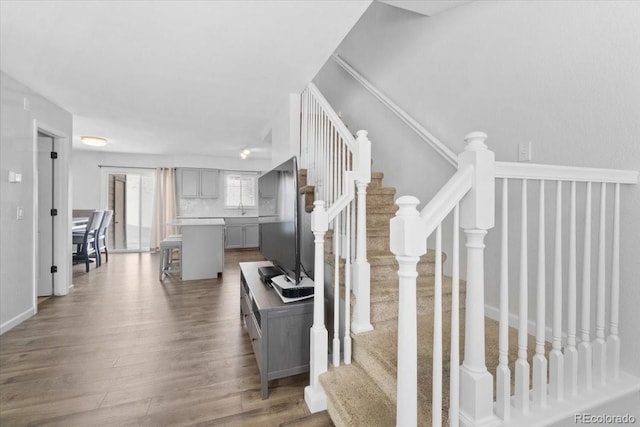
[1,71,73,333]
[72,150,272,210]
[314,1,640,376]
[270,93,301,168]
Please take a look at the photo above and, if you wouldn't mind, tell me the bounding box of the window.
[225,173,257,207]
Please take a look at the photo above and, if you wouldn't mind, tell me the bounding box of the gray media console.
[239,261,313,399]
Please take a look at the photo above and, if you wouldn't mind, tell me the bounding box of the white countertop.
[169,218,226,226]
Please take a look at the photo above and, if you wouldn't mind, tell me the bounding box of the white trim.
[33,120,71,301]
[331,54,458,167]
[496,161,639,184]
[0,307,36,335]
[502,372,640,427]
[485,303,555,343]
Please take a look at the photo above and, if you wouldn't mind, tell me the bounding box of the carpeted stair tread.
[345,312,551,426]
[326,250,437,268]
[365,204,398,214]
[366,186,396,195]
[369,275,464,302]
[320,363,396,427]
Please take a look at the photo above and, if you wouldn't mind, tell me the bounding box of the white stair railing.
[301,83,372,413]
[391,132,639,426]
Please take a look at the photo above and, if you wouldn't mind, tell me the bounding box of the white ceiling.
[0,0,371,158]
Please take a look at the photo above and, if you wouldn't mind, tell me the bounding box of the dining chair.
[95,210,113,266]
[72,210,103,272]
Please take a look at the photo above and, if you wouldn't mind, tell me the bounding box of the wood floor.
[0,250,333,426]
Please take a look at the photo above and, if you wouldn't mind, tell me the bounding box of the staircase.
[308,170,464,426]
[297,82,640,427]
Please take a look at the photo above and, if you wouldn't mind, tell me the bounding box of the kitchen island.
[169,218,225,280]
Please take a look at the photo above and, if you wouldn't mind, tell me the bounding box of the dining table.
[72,217,88,233]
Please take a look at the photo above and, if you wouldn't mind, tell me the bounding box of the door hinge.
[50,265,58,274]
[50,151,58,159]
[50,208,58,216]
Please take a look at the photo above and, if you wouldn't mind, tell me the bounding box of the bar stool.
[159,235,182,280]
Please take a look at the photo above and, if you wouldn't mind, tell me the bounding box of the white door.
[37,133,54,296]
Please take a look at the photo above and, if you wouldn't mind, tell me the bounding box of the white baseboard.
[0,306,36,335]
[485,303,556,343]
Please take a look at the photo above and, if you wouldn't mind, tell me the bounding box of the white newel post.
[458,132,498,427]
[391,196,427,427]
[305,201,329,413]
[352,131,373,333]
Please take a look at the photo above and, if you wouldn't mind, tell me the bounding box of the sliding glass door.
[102,168,155,252]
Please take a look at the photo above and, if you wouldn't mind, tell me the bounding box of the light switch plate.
[17,206,24,220]
[518,141,532,162]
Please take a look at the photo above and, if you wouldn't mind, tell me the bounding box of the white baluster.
[607,183,621,379]
[329,124,338,204]
[320,109,328,201]
[593,183,607,385]
[352,130,373,333]
[433,225,443,427]
[496,178,510,420]
[300,89,307,168]
[458,131,496,426]
[311,97,317,188]
[533,180,547,407]
[565,181,578,396]
[515,179,530,414]
[578,182,592,391]
[305,201,329,413]
[449,205,460,427]
[332,215,340,368]
[390,196,427,427]
[549,181,564,402]
[344,202,352,364]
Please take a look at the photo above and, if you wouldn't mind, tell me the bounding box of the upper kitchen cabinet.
[200,170,219,198]
[178,168,220,198]
[258,171,277,198]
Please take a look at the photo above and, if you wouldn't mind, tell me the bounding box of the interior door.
[37,133,54,296]
[114,176,126,249]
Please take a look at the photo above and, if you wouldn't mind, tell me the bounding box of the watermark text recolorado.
[575,413,636,424]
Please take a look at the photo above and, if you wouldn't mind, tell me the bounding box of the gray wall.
[314,1,640,375]
[1,71,72,332]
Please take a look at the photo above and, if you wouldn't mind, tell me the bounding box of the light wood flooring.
[0,250,333,426]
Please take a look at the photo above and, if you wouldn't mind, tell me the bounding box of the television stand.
[239,261,314,399]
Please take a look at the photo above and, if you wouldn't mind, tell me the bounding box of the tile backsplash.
[178,197,258,218]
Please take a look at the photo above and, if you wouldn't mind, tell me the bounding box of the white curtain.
[150,167,177,252]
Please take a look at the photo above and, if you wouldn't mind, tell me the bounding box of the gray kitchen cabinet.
[225,218,259,248]
[244,224,259,247]
[180,169,200,198]
[200,169,219,198]
[225,225,245,248]
[178,168,219,198]
[259,171,277,198]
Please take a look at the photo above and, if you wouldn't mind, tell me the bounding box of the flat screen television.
[258,157,313,285]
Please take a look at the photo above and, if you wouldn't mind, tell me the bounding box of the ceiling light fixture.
[81,136,108,147]
[240,148,251,159]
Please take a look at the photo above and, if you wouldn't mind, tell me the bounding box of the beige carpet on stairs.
[321,308,551,427]
[298,170,551,426]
